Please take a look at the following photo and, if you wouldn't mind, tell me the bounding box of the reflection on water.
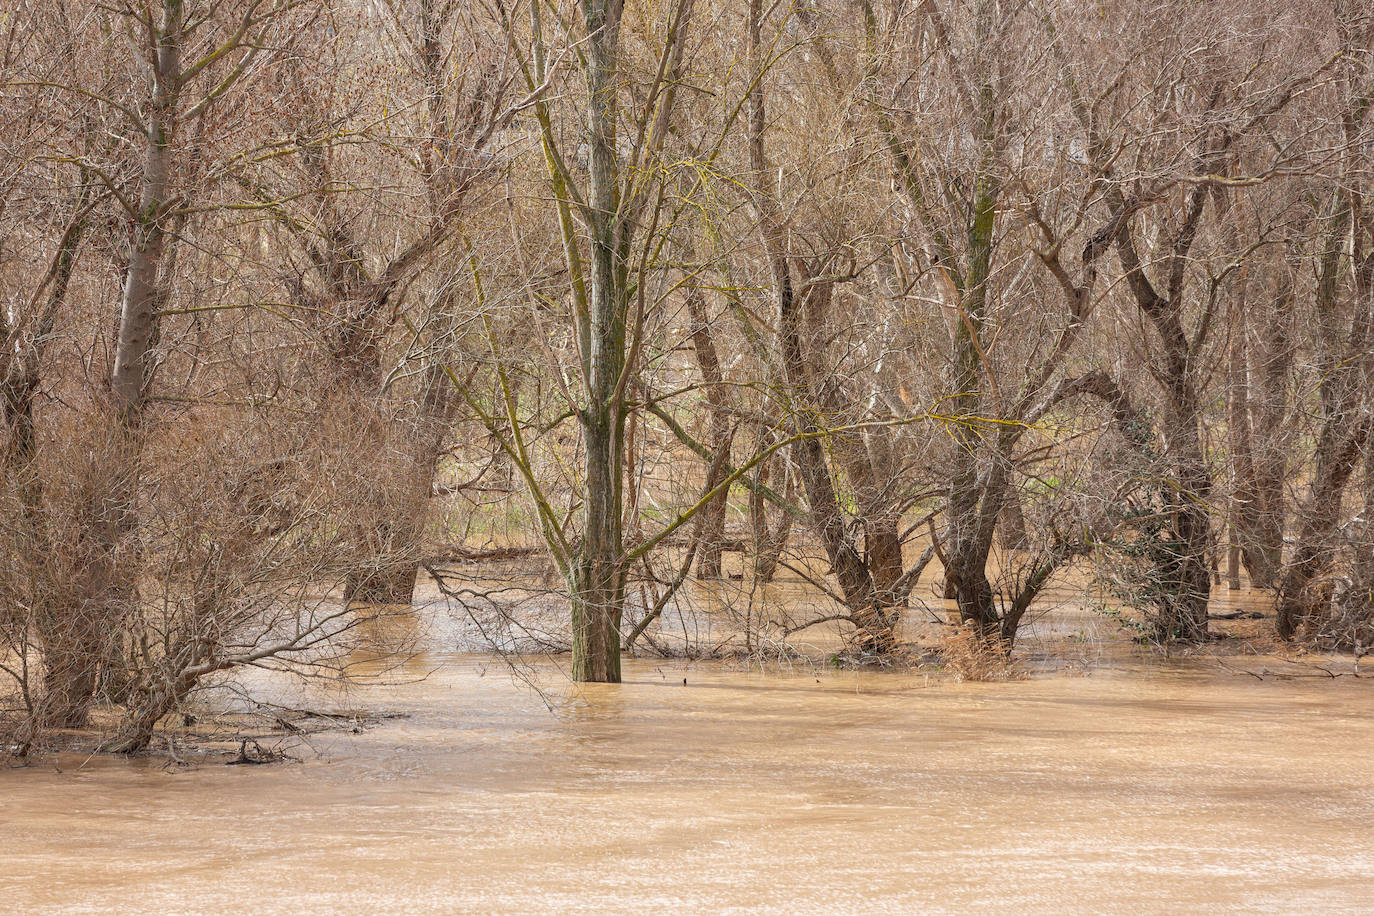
[2,644,1372,913]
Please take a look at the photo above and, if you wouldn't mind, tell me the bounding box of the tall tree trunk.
[39,0,181,728]
[1277,189,1373,639]
[568,0,628,683]
[686,286,732,579]
[1232,277,1293,587]
[943,101,1002,643]
[1226,304,1254,590]
[1112,182,1213,642]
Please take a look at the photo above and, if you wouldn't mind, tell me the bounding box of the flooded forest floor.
[2,562,1372,914]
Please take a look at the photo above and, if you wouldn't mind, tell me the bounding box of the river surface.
[2,641,1372,914]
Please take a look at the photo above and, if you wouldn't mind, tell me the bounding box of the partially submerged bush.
[1,405,420,757]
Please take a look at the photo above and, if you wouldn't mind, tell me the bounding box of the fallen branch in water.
[225,738,294,765]
[1213,658,1369,680]
[425,544,542,564]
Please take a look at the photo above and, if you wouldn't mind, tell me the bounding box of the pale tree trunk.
[1355,439,1374,614]
[721,267,793,586]
[1239,281,1294,588]
[2,179,89,485]
[1225,301,1252,590]
[1229,270,1292,588]
[39,1,182,729]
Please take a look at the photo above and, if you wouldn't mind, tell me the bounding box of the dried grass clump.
[939,626,1024,682]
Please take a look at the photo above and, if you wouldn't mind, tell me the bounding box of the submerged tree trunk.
[571,414,625,683]
[341,389,449,608]
[942,92,1003,645]
[777,266,895,653]
[567,0,630,683]
[1165,413,1215,641]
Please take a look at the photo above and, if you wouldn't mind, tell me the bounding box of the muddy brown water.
[2,590,1373,913]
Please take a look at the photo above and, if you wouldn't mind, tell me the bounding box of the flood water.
[3,640,1373,914]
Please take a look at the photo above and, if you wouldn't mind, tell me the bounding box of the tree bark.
[748,444,793,584]
[686,286,732,579]
[39,0,183,728]
[569,0,629,682]
[1241,283,1293,587]
[745,0,896,653]
[1111,184,1213,641]
[1277,186,1373,638]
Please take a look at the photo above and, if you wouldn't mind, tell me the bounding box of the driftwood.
[425,544,542,564]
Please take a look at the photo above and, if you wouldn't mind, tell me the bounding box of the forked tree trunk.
[943,149,1003,643]
[1277,190,1373,639]
[1112,181,1214,642]
[777,269,895,654]
[744,0,899,654]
